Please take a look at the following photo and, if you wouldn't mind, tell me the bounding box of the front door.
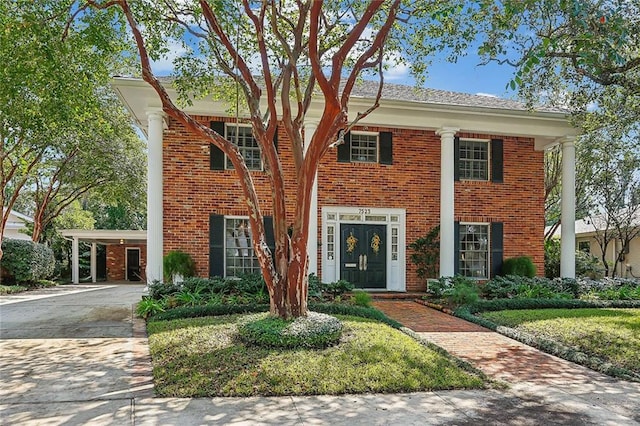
[340,224,386,288]
[126,248,141,281]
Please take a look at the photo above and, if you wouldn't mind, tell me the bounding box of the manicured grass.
[147,314,486,397]
[480,308,640,373]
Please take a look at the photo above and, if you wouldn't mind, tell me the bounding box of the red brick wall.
[107,244,147,281]
[162,117,545,291]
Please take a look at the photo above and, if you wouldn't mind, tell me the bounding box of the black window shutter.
[210,121,225,170]
[454,137,460,181]
[209,214,225,277]
[491,139,504,183]
[337,131,351,162]
[273,126,278,152]
[263,216,275,257]
[491,222,504,278]
[454,221,460,276]
[379,131,393,165]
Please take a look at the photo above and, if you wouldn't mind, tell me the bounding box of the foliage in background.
[501,256,536,278]
[0,239,55,284]
[0,0,141,257]
[409,226,440,281]
[545,238,605,279]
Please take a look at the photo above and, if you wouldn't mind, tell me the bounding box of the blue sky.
[150,34,519,100]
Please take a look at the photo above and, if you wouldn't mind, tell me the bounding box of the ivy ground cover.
[480,308,640,374]
[147,314,485,397]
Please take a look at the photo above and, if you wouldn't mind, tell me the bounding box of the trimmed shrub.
[163,250,196,283]
[350,290,373,307]
[1,239,55,284]
[237,312,344,349]
[501,256,536,277]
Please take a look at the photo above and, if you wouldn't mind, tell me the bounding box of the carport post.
[72,237,79,284]
[146,109,164,283]
[90,243,97,283]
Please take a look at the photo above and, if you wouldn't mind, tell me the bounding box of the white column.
[560,137,576,278]
[90,243,97,283]
[72,237,79,284]
[146,110,165,283]
[304,120,319,275]
[437,127,459,277]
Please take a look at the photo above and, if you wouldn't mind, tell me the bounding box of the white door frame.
[321,206,406,291]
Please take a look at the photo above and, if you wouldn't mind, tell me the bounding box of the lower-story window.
[225,218,260,277]
[459,223,489,278]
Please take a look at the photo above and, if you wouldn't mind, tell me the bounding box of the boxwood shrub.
[501,256,536,277]
[1,239,55,284]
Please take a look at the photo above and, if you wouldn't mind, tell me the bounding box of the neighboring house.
[2,208,33,241]
[113,77,578,291]
[550,214,640,279]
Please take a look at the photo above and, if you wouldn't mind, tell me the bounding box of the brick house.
[113,78,578,291]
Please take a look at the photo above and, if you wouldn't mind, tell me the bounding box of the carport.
[60,229,147,284]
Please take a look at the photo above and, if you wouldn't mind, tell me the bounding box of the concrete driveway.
[0,284,152,424]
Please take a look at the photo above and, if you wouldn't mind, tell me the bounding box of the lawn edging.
[454,299,640,382]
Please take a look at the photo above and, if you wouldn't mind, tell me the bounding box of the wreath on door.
[371,233,381,254]
[346,232,358,253]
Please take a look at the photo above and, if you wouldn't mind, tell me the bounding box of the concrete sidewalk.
[1,287,639,425]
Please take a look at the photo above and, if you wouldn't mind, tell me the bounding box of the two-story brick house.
[113,77,578,291]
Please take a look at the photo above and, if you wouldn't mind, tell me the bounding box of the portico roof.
[60,229,147,245]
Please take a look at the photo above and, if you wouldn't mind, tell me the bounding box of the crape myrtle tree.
[73,0,475,318]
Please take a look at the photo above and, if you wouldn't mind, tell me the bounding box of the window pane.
[350,133,378,163]
[226,125,262,170]
[459,224,489,278]
[225,218,261,277]
[459,140,488,180]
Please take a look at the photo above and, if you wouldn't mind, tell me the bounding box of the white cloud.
[150,39,187,76]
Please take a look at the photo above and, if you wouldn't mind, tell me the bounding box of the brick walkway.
[372,300,609,386]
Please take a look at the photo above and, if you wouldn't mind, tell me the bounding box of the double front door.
[340,224,386,288]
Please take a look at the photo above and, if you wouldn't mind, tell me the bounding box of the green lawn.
[480,308,640,373]
[147,314,486,397]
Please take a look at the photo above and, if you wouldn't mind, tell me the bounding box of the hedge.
[1,239,55,284]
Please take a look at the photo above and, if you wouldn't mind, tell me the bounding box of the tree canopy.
[0,1,145,254]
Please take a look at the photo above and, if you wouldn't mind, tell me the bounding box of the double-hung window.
[337,131,393,165]
[210,121,264,171]
[459,223,489,278]
[224,217,261,277]
[350,132,378,163]
[226,124,262,170]
[455,137,503,183]
[459,139,489,180]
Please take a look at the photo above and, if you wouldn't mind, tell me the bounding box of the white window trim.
[350,131,379,164]
[459,221,490,279]
[225,123,263,171]
[459,138,490,182]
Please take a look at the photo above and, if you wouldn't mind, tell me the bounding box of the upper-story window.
[337,130,393,165]
[226,124,262,170]
[459,139,489,180]
[350,132,378,163]
[210,121,269,171]
[455,137,503,183]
